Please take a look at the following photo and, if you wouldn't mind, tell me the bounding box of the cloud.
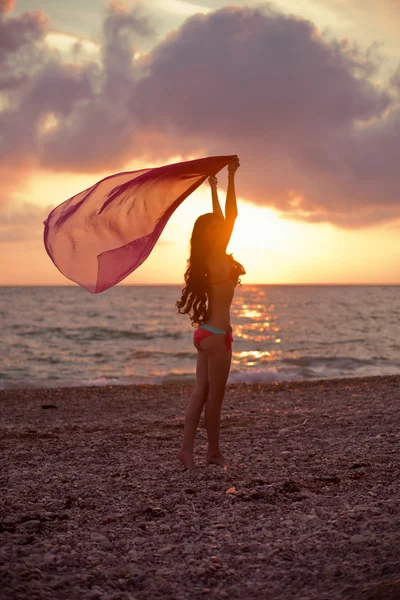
[0,4,151,214]
[1,2,400,230]
[0,8,50,213]
[0,202,54,243]
[0,8,47,67]
[36,3,156,171]
[0,0,14,14]
[127,5,400,228]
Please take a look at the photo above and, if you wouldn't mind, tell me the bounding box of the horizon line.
[0,283,399,287]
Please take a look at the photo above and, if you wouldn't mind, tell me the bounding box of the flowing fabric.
[43,155,235,293]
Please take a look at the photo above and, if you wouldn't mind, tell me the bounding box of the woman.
[176,155,245,469]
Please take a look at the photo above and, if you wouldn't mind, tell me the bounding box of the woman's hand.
[208,175,218,188]
[228,155,240,175]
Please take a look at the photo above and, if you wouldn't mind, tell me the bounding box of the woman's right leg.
[177,347,209,469]
[200,335,232,466]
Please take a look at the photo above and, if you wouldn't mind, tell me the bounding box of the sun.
[229,202,302,253]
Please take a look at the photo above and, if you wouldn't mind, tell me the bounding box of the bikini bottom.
[193,323,233,352]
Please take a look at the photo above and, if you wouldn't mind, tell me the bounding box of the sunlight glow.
[39,113,59,135]
[238,308,263,319]
[4,163,400,286]
[154,0,211,17]
[46,31,99,56]
[230,203,303,253]
[238,351,272,358]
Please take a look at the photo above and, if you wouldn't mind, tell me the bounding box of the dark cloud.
[0,2,400,230]
[128,5,400,228]
[0,8,49,214]
[0,3,154,188]
[0,8,47,64]
[38,3,156,171]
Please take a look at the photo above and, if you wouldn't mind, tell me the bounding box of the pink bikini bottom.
[193,323,233,352]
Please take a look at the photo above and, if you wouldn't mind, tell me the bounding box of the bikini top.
[208,261,240,286]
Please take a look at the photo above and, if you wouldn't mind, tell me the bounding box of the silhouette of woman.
[176,155,245,469]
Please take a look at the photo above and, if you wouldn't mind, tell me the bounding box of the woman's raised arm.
[224,168,238,221]
[209,175,224,218]
[220,156,240,249]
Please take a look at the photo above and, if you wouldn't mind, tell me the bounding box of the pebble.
[282,519,294,526]
[350,534,368,544]
[27,553,43,563]
[42,552,56,563]
[90,532,109,542]
[90,533,112,549]
[158,546,173,553]
[2,375,399,600]
[303,514,318,521]
[23,520,41,529]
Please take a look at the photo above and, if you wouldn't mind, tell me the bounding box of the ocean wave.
[132,350,195,360]
[228,368,302,384]
[21,326,183,342]
[3,285,400,390]
[282,355,376,368]
[0,368,301,390]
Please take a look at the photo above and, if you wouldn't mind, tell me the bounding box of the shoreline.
[1,371,400,398]
[1,373,399,599]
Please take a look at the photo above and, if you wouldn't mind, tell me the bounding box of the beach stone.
[282,519,294,526]
[350,534,368,544]
[158,546,173,553]
[90,533,112,549]
[303,514,317,522]
[27,553,43,563]
[23,519,41,530]
[2,373,400,600]
[90,532,109,542]
[43,552,56,563]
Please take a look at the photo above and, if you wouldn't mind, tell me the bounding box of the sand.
[0,374,399,600]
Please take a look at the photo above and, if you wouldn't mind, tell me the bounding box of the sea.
[1,285,399,390]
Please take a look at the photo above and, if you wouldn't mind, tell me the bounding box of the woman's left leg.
[176,348,209,469]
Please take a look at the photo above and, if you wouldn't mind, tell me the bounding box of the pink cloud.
[0,0,15,14]
[1,3,400,230]
[127,6,399,228]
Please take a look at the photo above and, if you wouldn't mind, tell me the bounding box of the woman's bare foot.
[176,449,195,470]
[206,452,231,467]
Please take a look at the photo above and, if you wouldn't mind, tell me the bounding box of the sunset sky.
[1,0,400,285]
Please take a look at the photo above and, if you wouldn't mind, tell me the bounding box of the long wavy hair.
[176,213,245,327]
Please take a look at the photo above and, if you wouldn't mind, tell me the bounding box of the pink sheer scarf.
[43,155,235,293]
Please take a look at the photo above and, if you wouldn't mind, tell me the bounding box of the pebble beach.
[1,374,399,600]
